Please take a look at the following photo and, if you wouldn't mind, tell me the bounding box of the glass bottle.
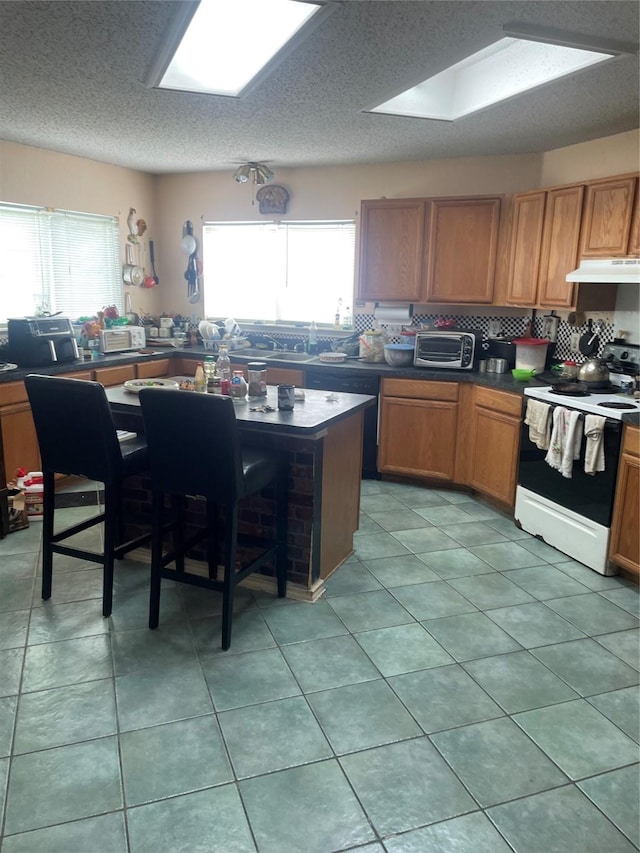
[229,369,247,402]
[215,343,231,381]
[247,361,267,399]
[308,321,318,355]
[194,362,206,393]
[203,356,216,392]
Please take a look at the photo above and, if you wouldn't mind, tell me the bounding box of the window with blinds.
[202,220,356,323]
[0,203,122,323]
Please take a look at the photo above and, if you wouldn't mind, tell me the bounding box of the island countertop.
[105,381,376,438]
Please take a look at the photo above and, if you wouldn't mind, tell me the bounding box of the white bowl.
[319,351,347,363]
[383,343,415,367]
[123,378,179,394]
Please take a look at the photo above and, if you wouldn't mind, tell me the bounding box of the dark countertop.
[106,383,376,438]
[3,346,639,427]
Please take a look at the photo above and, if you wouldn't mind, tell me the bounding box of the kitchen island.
[105,383,376,600]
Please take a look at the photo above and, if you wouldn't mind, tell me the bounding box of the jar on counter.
[247,362,267,399]
[561,359,579,380]
[229,370,247,402]
[359,330,384,362]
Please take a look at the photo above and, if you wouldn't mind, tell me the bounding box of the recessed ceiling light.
[149,0,328,98]
[368,24,631,122]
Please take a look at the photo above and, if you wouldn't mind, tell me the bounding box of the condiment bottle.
[194,362,206,393]
[215,343,231,381]
[229,370,247,402]
[203,356,216,392]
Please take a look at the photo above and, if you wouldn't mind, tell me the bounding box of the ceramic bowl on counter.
[383,343,415,367]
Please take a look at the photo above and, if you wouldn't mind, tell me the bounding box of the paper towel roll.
[373,304,412,325]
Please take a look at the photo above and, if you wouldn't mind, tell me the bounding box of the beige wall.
[0,141,158,316]
[2,130,638,320]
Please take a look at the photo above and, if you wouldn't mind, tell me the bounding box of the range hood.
[566,258,640,283]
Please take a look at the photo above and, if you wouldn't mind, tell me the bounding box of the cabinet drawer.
[474,386,522,418]
[382,378,458,401]
[93,365,136,387]
[0,381,28,406]
[63,370,93,381]
[622,425,640,458]
[136,359,172,379]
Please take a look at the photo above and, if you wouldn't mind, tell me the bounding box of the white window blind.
[202,220,356,323]
[0,203,122,323]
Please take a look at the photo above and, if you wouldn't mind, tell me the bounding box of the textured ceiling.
[0,1,638,175]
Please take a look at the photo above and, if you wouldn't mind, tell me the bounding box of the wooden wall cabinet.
[609,425,640,577]
[378,379,459,481]
[468,387,522,509]
[358,199,426,302]
[359,196,503,305]
[505,191,546,306]
[580,175,638,258]
[424,197,502,304]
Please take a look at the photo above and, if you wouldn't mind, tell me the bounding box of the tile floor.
[0,478,638,852]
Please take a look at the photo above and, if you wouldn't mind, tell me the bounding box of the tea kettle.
[577,357,610,387]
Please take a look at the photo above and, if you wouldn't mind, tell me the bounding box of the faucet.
[263,337,285,351]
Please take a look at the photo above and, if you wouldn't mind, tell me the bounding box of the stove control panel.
[601,342,640,375]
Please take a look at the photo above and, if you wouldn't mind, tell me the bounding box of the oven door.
[517,412,622,527]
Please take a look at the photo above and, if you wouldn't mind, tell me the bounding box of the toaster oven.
[99,327,146,354]
[414,330,481,370]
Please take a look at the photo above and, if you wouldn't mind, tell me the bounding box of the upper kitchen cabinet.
[537,184,585,308]
[358,195,503,304]
[358,199,426,302]
[625,178,640,256]
[506,191,546,305]
[423,197,502,303]
[580,175,638,257]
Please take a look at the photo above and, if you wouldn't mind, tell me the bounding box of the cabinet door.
[537,185,584,309]
[266,367,304,387]
[627,181,640,257]
[93,365,136,387]
[359,200,426,302]
[136,358,172,379]
[506,191,546,306]
[580,176,637,257]
[469,406,521,507]
[424,197,501,303]
[378,397,458,481]
[1,403,40,477]
[609,452,640,575]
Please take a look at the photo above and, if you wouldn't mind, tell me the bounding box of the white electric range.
[515,342,639,575]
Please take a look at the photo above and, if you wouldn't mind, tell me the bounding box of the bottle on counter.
[308,321,318,355]
[194,362,206,393]
[215,343,232,381]
[229,370,248,402]
[203,356,216,392]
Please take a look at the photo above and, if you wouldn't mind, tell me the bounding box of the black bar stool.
[25,374,151,617]
[138,388,288,650]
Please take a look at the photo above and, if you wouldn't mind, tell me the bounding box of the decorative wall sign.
[256,185,289,215]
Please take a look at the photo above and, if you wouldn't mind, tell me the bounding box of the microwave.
[99,326,146,353]
[414,330,481,370]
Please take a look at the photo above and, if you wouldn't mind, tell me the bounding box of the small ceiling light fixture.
[233,163,274,185]
[148,0,334,98]
[368,23,636,122]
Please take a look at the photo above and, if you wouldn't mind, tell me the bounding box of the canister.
[277,384,295,410]
[512,338,550,374]
[247,362,267,399]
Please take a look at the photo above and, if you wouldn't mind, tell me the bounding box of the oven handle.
[534,401,623,432]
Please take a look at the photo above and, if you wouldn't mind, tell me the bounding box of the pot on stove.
[577,357,610,388]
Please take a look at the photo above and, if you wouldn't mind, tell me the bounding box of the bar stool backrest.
[138,389,246,503]
[25,374,125,484]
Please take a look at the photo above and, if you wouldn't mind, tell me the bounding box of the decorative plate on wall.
[256,185,289,215]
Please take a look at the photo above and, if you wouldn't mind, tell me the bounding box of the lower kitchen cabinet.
[609,425,640,577]
[136,358,172,379]
[93,364,136,387]
[378,379,459,481]
[468,386,523,509]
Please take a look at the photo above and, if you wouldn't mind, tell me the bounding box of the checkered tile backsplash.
[353,313,615,362]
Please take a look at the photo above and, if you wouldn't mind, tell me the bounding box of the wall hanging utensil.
[183,221,200,303]
[122,244,144,285]
[149,240,160,286]
[578,319,599,357]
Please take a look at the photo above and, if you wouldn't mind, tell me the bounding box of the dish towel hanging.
[545,407,583,478]
[584,414,606,475]
[525,399,552,449]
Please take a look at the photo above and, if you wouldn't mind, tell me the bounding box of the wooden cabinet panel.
[609,441,640,576]
[379,396,458,481]
[93,365,136,387]
[424,197,501,303]
[0,381,28,406]
[469,387,522,508]
[628,182,640,256]
[359,199,426,302]
[266,367,304,387]
[1,403,40,477]
[381,378,458,402]
[538,185,584,308]
[136,359,172,379]
[580,176,637,257]
[506,191,546,305]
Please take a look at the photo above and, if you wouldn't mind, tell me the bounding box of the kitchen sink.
[267,352,316,362]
